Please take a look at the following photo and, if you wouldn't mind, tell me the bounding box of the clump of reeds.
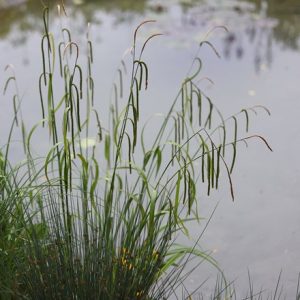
[0,1,288,299]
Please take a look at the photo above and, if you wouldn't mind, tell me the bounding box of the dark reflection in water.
[0,0,148,42]
[0,1,44,39]
[178,0,300,72]
[2,0,299,72]
[252,0,300,49]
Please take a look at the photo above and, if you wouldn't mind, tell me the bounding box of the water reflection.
[75,0,147,11]
[226,0,300,69]
[252,0,300,49]
[0,0,148,42]
[0,1,42,40]
[178,0,300,71]
[1,0,300,66]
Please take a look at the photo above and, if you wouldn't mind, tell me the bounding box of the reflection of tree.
[222,10,275,73]
[0,0,147,41]
[0,1,43,40]
[1,0,300,59]
[249,0,300,50]
[235,0,300,70]
[177,1,275,71]
[178,0,300,72]
[77,0,146,12]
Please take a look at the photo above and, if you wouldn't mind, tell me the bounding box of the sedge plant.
[0,1,276,299]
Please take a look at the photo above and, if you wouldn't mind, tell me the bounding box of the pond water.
[0,0,300,297]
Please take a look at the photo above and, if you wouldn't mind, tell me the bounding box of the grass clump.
[0,2,284,299]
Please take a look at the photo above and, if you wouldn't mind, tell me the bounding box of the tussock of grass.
[1,1,294,300]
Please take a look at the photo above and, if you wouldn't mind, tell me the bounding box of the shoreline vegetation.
[0,1,298,299]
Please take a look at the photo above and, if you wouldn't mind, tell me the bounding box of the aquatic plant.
[0,1,281,299]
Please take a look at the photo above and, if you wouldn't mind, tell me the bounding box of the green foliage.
[0,2,280,300]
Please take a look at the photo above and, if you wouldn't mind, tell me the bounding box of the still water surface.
[0,0,300,297]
